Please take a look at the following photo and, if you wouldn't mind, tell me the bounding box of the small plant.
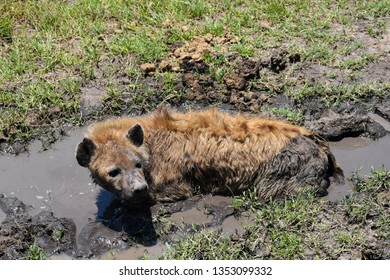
[0,11,12,40]
[102,87,126,113]
[162,228,245,260]
[270,231,304,260]
[375,215,390,239]
[354,166,389,193]
[161,72,183,98]
[25,239,46,260]
[232,188,262,213]
[153,216,177,237]
[369,166,390,190]
[51,228,64,242]
[271,106,304,124]
[332,230,366,250]
[343,195,373,224]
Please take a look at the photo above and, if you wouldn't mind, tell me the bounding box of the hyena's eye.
[108,168,121,178]
[135,162,142,169]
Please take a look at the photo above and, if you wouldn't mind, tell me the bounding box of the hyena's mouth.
[118,184,150,202]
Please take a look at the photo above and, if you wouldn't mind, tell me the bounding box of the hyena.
[76,107,343,203]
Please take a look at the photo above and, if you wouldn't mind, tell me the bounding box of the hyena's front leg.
[151,180,193,202]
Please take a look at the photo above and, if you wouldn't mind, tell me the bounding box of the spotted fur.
[76,107,343,202]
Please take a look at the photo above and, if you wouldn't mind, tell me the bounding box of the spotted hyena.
[76,107,343,203]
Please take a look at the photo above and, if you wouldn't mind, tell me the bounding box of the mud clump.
[259,48,301,73]
[80,86,105,117]
[76,223,130,259]
[160,33,240,73]
[181,72,225,103]
[69,192,237,259]
[140,63,156,75]
[306,110,387,141]
[0,195,76,260]
[154,32,244,81]
[224,59,259,91]
[376,102,390,122]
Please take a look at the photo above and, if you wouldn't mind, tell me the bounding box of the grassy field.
[0,0,389,150]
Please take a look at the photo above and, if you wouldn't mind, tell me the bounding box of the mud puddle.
[0,128,95,232]
[327,134,390,201]
[0,128,389,259]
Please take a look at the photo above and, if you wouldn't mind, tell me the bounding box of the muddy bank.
[0,125,389,259]
[0,195,76,260]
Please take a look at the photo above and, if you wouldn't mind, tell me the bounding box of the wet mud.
[0,122,389,259]
[0,195,76,260]
[326,135,390,201]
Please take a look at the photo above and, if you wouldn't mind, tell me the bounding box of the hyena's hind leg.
[252,136,333,200]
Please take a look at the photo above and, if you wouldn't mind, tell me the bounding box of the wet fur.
[79,107,343,202]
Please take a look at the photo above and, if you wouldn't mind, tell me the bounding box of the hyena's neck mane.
[86,117,146,144]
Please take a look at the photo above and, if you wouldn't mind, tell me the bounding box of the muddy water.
[0,128,96,231]
[327,135,390,201]
[0,128,389,259]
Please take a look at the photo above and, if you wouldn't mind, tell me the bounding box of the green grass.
[24,239,46,260]
[163,228,246,260]
[287,82,390,105]
[108,29,168,62]
[343,166,389,224]
[1,0,389,146]
[354,165,390,193]
[332,230,366,249]
[337,54,377,71]
[271,106,304,124]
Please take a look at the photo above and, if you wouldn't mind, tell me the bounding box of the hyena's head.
[76,124,149,202]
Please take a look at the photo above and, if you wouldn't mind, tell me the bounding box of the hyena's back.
[141,109,342,201]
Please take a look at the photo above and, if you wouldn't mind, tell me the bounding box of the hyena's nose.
[133,184,148,198]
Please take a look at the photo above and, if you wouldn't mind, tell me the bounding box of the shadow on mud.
[76,190,158,258]
[97,190,157,243]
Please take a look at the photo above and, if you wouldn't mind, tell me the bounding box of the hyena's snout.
[132,181,149,198]
[121,173,149,202]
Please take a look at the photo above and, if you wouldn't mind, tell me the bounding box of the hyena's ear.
[76,137,96,167]
[127,124,144,147]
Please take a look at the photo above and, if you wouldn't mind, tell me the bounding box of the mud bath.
[327,135,390,201]
[0,129,95,234]
[0,128,389,259]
